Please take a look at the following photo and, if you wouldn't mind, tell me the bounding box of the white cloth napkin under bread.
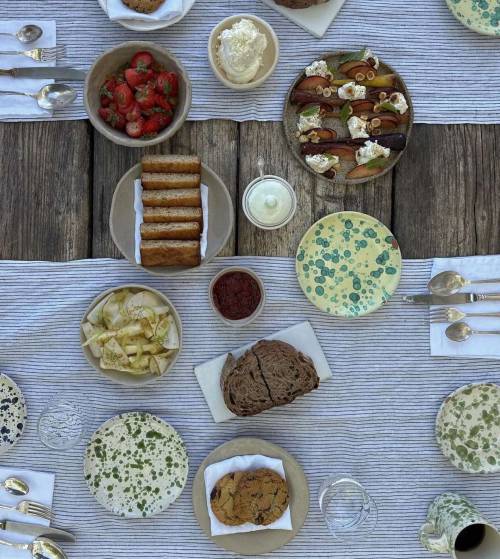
[0,465,55,559]
[0,20,56,119]
[204,454,292,536]
[430,255,500,359]
[106,0,183,22]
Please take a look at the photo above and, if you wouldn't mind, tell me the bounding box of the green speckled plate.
[446,0,500,36]
[296,211,401,317]
[84,412,188,518]
[436,383,500,474]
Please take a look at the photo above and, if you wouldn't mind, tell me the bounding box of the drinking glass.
[37,396,86,450]
[319,474,378,541]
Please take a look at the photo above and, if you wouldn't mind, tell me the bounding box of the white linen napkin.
[0,465,55,559]
[430,255,500,359]
[204,454,292,536]
[0,20,56,119]
[106,0,183,22]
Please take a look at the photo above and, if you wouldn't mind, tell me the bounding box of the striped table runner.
[0,257,498,559]
[1,0,499,123]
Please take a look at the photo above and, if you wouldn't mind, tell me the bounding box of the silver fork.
[0,500,52,520]
[429,307,500,324]
[0,46,65,62]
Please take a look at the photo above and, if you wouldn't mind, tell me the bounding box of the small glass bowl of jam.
[209,266,266,327]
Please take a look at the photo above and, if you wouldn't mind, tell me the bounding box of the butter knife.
[0,520,76,542]
[403,293,500,304]
[0,67,86,80]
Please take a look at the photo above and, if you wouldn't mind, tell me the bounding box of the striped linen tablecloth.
[1,0,499,123]
[0,257,498,559]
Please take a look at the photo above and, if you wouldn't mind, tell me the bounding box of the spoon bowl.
[37,84,76,110]
[16,24,43,44]
[2,476,29,496]
[445,321,473,342]
[31,537,67,559]
[428,271,468,295]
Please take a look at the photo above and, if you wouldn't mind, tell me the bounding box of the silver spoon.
[0,84,76,110]
[0,536,67,559]
[428,271,500,295]
[445,321,500,342]
[0,24,43,44]
[1,476,29,496]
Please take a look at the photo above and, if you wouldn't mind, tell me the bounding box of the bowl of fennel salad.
[80,284,182,386]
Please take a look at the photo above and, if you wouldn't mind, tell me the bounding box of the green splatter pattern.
[436,383,500,474]
[296,212,401,317]
[447,0,499,36]
[84,412,188,518]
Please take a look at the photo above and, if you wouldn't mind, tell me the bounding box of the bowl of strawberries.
[84,41,191,147]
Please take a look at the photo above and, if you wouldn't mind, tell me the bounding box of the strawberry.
[100,78,117,107]
[155,94,172,113]
[124,102,142,122]
[113,83,134,110]
[98,107,126,130]
[125,67,154,89]
[126,117,145,138]
[131,51,154,70]
[155,71,178,97]
[142,114,162,136]
[135,82,156,110]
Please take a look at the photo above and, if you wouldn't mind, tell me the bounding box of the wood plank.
[0,121,91,260]
[238,121,315,257]
[92,120,238,258]
[392,124,477,258]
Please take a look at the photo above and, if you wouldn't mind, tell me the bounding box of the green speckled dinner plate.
[446,0,500,36]
[84,412,188,518]
[436,383,500,474]
[296,211,402,317]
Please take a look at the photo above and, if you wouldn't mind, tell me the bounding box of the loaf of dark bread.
[274,0,329,8]
[221,340,319,417]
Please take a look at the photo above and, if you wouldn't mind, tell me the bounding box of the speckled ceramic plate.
[436,383,500,474]
[296,211,401,317]
[84,412,188,518]
[446,0,499,36]
[0,373,27,455]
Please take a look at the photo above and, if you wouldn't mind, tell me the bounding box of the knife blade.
[403,293,479,305]
[0,520,76,542]
[0,67,86,80]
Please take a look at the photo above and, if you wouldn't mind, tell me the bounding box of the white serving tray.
[260,0,347,38]
[194,321,333,423]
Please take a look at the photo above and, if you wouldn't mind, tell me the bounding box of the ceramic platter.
[110,162,234,277]
[0,373,27,455]
[446,0,499,36]
[283,51,413,185]
[84,412,189,518]
[436,383,500,474]
[97,0,196,31]
[296,211,401,317]
[192,437,309,555]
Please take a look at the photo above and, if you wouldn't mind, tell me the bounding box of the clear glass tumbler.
[319,474,378,541]
[37,396,86,450]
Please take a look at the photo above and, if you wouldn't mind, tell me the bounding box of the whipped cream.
[356,141,390,165]
[347,116,369,139]
[305,60,331,79]
[305,154,339,174]
[298,107,322,133]
[363,48,379,70]
[338,82,366,101]
[217,19,267,84]
[389,92,408,115]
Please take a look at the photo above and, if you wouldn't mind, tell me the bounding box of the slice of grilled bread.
[141,173,201,190]
[141,154,201,174]
[141,221,201,240]
[142,188,201,208]
[140,240,201,267]
[143,206,203,224]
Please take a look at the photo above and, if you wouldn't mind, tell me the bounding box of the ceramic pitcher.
[420,493,500,559]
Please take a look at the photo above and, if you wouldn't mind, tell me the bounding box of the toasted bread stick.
[141,222,201,240]
[141,240,201,267]
[142,189,201,208]
[141,173,201,190]
[143,206,203,224]
[141,155,201,174]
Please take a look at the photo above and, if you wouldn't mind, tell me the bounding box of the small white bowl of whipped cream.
[208,15,279,90]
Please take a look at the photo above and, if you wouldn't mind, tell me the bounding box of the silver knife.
[0,67,86,80]
[403,293,500,304]
[0,520,76,542]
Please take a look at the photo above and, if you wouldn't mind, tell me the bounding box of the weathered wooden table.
[0,121,498,261]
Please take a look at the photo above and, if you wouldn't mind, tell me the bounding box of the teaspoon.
[0,24,43,44]
[1,476,29,496]
[0,536,67,559]
[428,271,500,295]
[0,84,76,110]
[445,321,500,342]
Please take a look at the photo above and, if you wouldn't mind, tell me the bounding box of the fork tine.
[27,505,52,519]
[27,502,52,515]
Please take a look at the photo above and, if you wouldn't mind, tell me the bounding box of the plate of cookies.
[110,154,234,276]
[193,437,309,555]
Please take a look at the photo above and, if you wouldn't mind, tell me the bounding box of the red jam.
[212,271,262,321]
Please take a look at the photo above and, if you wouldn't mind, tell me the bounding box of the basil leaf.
[300,105,320,118]
[340,102,351,125]
[339,47,368,65]
[365,157,389,169]
[378,102,399,114]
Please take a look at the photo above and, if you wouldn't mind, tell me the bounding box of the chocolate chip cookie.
[234,468,289,526]
[121,0,165,14]
[210,471,245,526]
